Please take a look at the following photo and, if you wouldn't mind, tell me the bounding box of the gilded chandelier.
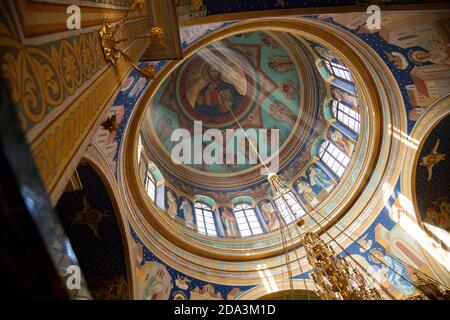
[302,231,382,300]
[267,173,449,300]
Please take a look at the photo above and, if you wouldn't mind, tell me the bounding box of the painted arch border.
[400,93,450,285]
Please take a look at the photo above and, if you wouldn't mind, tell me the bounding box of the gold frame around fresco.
[141,0,182,61]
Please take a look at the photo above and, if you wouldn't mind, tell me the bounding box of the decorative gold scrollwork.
[99,1,165,80]
[0,32,106,130]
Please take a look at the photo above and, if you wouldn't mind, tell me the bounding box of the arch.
[318,139,350,179]
[233,202,264,237]
[194,200,218,236]
[400,93,450,285]
[56,149,134,299]
[330,100,361,133]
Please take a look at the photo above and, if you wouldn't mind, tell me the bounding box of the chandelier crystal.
[302,231,382,300]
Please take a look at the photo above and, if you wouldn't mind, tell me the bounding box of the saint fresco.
[195,64,245,116]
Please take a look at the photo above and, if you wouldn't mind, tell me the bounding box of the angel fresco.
[195,64,245,115]
[419,139,446,182]
[268,101,297,128]
[268,55,295,73]
[69,196,110,239]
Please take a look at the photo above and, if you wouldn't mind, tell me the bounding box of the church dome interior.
[0,0,449,304]
[137,30,364,242]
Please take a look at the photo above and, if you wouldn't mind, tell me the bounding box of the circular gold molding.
[140,31,317,190]
[118,18,407,284]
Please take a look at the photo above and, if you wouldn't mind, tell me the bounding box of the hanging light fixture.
[219,76,449,300]
[268,173,384,300]
[302,231,382,300]
[267,173,450,300]
[98,0,165,80]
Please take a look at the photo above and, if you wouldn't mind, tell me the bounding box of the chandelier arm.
[290,191,401,299]
[305,200,449,291]
[282,209,319,300]
[272,196,296,298]
[222,103,271,173]
[311,205,449,290]
[278,190,304,298]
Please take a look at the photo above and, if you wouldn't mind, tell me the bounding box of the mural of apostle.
[166,190,178,219]
[260,200,280,231]
[309,165,333,192]
[221,207,240,237]
[180,198,195,230]
[195,64,245,115]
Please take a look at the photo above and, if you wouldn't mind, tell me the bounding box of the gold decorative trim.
[400,93,450,284]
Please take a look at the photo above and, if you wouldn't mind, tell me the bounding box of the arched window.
[325,61,353,82]
[273,189,306,224]
[195,202,217,236]
[318,140,350,178]
[234,203,263,237]
[331,100,361,133]
[144,165,156,202]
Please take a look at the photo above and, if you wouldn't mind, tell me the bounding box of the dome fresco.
[147,31,303,174]
[139,30,363,239]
